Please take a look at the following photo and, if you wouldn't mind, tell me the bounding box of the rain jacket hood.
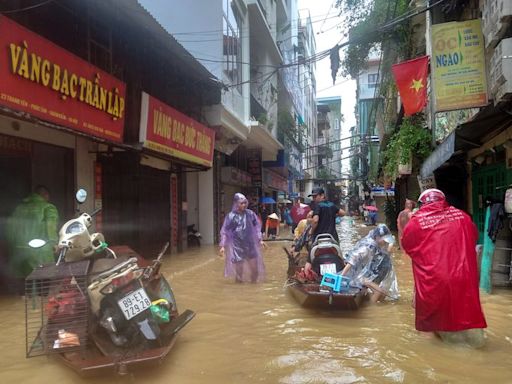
[219,193,265,282]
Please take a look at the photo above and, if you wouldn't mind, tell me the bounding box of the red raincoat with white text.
[402,201,486,332]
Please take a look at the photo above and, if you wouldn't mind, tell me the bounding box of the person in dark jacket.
[304,187,345,274]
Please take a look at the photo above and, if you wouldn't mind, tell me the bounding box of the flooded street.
[0,218,511,383]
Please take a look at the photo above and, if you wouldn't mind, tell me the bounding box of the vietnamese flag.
[391,56,429,116]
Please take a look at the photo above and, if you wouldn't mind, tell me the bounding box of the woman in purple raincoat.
[219,193,266,283]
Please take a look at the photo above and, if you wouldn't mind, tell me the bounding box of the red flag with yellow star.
[391,56,429,116]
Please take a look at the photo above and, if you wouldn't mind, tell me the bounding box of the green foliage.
[317,168,332,180]
[350,153,360,176]
[278,110,295,134]
[335,0,412,79]
[382,114,432,179]
[278,110,306,151]
[257,113,268,125]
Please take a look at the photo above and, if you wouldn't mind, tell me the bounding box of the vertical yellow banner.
[431,19,487,112]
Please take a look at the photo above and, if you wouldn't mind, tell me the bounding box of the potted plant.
[383,114,431,179]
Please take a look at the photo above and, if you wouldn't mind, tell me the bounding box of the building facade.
[0,0,220,275]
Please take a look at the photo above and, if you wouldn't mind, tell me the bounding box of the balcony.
[482,0,512,48]
[246,96,283,161]
[489,37,512,104]
[247,0,283,63]
[276,0,289,26]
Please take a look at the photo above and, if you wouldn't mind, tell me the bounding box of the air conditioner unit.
[489,38,512,104]
[481,0,512,48]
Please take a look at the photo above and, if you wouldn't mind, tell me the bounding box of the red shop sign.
[0,16,126,142]
[139,92,215,167]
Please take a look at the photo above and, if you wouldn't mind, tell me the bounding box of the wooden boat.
[287,282,368,310]
[284,235,369,311]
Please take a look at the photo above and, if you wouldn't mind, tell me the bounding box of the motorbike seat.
[89,256,136,281]
[309,234,344,276]
[312,254,345,276]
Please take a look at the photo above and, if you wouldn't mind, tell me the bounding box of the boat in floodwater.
[284,234,368,310]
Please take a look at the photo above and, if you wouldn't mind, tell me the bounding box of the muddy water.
[0,218,511,383]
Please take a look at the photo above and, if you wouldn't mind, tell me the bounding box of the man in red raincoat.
[402,189,486,347]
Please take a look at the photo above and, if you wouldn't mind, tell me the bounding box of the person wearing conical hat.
[265,212,280,240]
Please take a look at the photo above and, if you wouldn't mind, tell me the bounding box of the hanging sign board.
[139,92,215,167]
[431,19,488,112]
[0,15,126,142]
[417,175,437,192]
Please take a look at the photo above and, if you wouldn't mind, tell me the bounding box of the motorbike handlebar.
[157,242,170,262]
[143,242,169,280]
[90,207,102,217]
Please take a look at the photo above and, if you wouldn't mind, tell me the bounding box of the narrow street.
[1,218,511,384]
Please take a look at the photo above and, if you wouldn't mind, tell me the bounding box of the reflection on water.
[0,218,511,383]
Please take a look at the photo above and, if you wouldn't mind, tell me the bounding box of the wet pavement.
[0,218,511,383]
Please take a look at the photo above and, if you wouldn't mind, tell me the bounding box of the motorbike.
[285,234,368,310]
[25,189,195,376]
[187,224,201,247]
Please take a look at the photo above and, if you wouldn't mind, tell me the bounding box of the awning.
[455,104,512,151]
[420,104,512,177]
[420,131,455,178]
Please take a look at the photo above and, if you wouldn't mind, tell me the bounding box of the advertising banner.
[0,15,126,142]
[417,175,437,192]
[263,168,287,191]
[431,19,487,112]
[139,92,215,167]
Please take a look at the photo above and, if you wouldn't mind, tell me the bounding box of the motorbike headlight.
[66,221,85,234]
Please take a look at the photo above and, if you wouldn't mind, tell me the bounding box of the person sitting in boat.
[339,224,399,303]
[293,211,313,250]
[284,211,318,282]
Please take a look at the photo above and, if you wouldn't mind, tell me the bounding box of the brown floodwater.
[0,218,511,383]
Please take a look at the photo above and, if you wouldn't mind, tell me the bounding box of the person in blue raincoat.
[219,193,266,283]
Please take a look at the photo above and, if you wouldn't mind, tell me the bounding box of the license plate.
[320,263,337,276]
[118,288,152,320]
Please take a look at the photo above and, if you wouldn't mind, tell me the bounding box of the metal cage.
[25,260,90,358]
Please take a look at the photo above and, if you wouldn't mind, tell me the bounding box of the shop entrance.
[0,134,74,290]
[472,163,512,238]
[101,152,172,258]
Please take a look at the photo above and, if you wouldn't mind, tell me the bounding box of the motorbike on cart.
[25,189,195,376]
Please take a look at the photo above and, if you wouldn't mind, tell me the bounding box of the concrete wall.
[198,168,215,244]
[358,61,381,100]
[75,137,97,220]
[139,0,251,131]
[186,172,199,228]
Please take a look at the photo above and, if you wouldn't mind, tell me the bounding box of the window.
[88,16,112,73]
[223,0,242,91]
[368,73,379,88]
